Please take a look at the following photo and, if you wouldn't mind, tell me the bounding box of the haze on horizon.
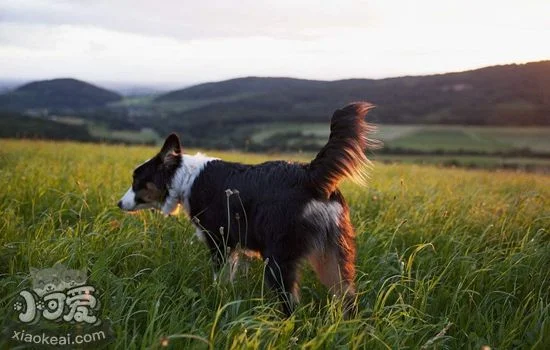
[1,0,549,87]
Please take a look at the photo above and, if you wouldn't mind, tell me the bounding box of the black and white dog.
[118,102,376,316]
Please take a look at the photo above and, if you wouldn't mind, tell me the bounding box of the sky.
[1,0,549,87]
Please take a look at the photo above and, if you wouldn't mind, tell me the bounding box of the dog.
[118,102,376,316]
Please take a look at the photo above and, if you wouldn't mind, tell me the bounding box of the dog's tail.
[308,102,378,197]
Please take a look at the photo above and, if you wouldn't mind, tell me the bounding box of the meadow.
[248,123,550,172]
[249,123,550,153]
[32,112,550,172]
[0,139,549,349]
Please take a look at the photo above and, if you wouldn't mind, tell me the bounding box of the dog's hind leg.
[263,256,300,316]
[308,235,357,317]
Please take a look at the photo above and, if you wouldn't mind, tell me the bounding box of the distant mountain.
[156,61,550,126]
[156,77,326,101]
[1,61,549,150]
[0,78,122,110]
[95,81,187,97]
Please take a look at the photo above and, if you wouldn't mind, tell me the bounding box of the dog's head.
[118,133,182,212]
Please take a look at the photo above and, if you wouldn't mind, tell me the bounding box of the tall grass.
[0,139,549,349]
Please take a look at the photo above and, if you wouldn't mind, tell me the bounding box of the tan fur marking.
[308,248,354,297]
[135,182,164,203]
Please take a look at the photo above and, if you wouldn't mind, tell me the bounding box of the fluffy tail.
[309,102,378,197]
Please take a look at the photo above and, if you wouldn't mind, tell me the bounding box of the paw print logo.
[13,301,23,311]
[36,300,45,311]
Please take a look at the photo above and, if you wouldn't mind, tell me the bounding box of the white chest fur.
[161,153,217,216]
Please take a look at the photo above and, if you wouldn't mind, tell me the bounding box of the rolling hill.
[156,60,550,126]
[0,111,96,141]
[0,61,549,152]
[0,78,122,110]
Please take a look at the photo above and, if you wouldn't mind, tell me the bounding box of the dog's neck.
[161,153,217,216]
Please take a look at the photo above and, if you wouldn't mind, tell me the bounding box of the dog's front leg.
[211,248,241,283]
[228,250,240,283]
[210,248,226,283]
[208,244,241,283]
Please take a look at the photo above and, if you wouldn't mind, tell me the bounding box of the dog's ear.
[159,133,182,163]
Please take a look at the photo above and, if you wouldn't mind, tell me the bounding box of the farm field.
[11,114,549,172]
[374,154,550,173]
[249,123,550,153]
[0,139,549,349]
[247,123,550,171]
[38,114,550,156]
[88,125,161,144]
[379,125,550,153]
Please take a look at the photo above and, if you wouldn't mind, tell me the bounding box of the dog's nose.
[117,200,123,209]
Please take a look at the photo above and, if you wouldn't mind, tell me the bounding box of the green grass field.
[88,126,161,144]
[26,115,550,172]
[381,125,550,153]
[246,123,550,172]
[248,123,550,153]
[1,140,549,349]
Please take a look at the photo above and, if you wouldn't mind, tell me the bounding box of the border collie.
[118,102,376,316]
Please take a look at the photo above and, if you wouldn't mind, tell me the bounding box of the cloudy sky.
[1,0,549,86]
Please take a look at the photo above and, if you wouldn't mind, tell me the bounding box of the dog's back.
[188,159,344,252]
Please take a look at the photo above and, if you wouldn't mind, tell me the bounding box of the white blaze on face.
[119,187,137,211]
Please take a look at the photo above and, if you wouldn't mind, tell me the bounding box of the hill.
[0,78,122,110]
[156,77,327,101]
[156,61,550,126]
[1,61,549,153]
[0,111,96,141]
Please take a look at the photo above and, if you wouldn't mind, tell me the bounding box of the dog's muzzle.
[118,187,137,211]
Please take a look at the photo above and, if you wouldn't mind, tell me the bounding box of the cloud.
[0,0,549,84]
[0,0,377,41]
